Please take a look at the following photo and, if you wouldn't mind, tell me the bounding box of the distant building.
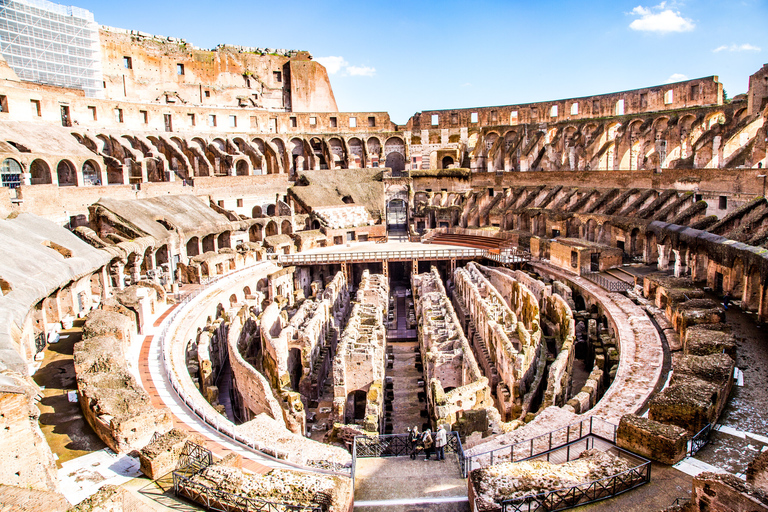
[0,0,102,97]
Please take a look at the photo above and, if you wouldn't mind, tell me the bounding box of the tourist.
[723,291,731,311]
[422,428,433,460]
[408,426,420,459]
[435,425,447,461]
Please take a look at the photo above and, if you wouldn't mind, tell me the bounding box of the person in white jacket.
[435,425,447,461]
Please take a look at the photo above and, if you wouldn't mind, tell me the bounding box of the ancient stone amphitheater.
[0,2,767,512]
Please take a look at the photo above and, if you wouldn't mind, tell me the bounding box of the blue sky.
[77,0,766,124]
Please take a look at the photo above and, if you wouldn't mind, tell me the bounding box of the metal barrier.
[464,417,618,476]
[352,431,466,478]
[499,447,651,512]
[172,442,325,512]
[580,268,633,292]
[277,247,530,266]
[154,263,351,476]
[688,423,712,456]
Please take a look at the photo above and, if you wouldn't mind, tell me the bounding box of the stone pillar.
[657,244,669,270]
[129,262,141,285]
[673,249,687,277]
[111,262,125,290]
[99,265,111,301]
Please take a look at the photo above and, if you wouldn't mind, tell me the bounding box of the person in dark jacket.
[422,429,434,460]
[408,427,420,459]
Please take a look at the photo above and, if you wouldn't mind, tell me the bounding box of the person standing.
[408,426,420,459]
[422,428,433,460]
[723,291,731,311]
[435,425,447,461]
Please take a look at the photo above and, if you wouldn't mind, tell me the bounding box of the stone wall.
[690,472,768,512]
[332,271,387,432]
[454,262,542,420]
[616,414,690,465]
[74,309,173,453]
[413,267,496,433]
[0,375,60,492]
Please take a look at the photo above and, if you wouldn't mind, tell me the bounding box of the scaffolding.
[0,0,103,97]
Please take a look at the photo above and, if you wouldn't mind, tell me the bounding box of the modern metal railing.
[580,268,633,292]
[464,416,618,476]
[352,431,466,478]
[688,423,712,457]
[499,446,651,512]
[277,247,530,265]
[172,442,326,512]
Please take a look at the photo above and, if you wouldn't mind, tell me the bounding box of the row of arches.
[0,157,104,187]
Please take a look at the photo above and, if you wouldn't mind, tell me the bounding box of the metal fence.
[580,268,633,292]
[172,442,325,512]
[277,247,531,266]
[464,417,618,476]
[353,431,466,479]
[499,448,651,512]
[688,423,712,457]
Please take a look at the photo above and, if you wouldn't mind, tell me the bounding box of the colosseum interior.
[0,2,768,511]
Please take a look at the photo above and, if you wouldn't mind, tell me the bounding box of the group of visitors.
[407,424,447,460]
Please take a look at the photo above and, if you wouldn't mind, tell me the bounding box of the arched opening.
[235,160,249,176]
[202,234,215,253]
[251,205,263,218]
[243,286,252,297]
[186,237,200,257]
[385,152,405,175]
[1,158,23,189]
[585,219,598,242]
[82,160,100,186]
[629,228,640,257]
[217,231,230,250]
[266,204,276,216]
[29,159,51,185]
[288,348,302,391]
[731,257,744,299]
[441,155,454,169]
[387,199,407,232]
[265,220,278,237]
[281,220,293,235]
[345,390,368,423]
[229,293,238,307]
[249,224,263,242]
[311,219,321,230]
[56,160,77,187]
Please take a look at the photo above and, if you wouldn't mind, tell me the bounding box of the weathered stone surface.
[691,472,768,512]
[616,414,690,465]
[684,325,737,359]
[747,450,768,492]
[649,377,719,433]
[139,428,207,480]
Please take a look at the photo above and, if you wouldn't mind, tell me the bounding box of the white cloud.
[629,3,695,33]
[665,73,688,83]
[713,43,761,53]
[316,56,348,75]
[316,56,375,77]
[346,65,376,77]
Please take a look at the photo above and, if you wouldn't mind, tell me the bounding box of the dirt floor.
[33,321,106,467]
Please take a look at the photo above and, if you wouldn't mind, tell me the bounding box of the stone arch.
[82,159,101,186]
[186,237,200,258]
[328,137,346,169]
[367,137,381,166]
[217,231,230,250]
[29,159,52,185]
[249,224,263,242]
[145,158,165,182]
[585,219,598,242]
[0,158,22,188]
[235,159,249,176]
[202,234,215,253]
[289,137,305,172]
[441,155,454,169]
[348,137,364,168]
[265,220,278,237]
[56,159,77,187]
[567,217,581,238]
[251,205,263,218]
[281,219,293,235]
[266,204,276,216]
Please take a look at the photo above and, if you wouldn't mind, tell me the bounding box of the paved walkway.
[354,455,468,511]
[138,281,279,475]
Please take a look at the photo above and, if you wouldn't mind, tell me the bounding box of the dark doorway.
[590,252,599,272]
[288,348,302,391]
[387,199,407,232]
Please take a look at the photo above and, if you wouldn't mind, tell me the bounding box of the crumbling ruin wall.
[332,271,388,432]
[0,374,60,493]
[227,310,285,424]
[183,451,353,512]
[616,414,690,465]
[413,267,495,434]
[454,262,542,420]
[139,428,207,480]
[74,309,172,453]
[690,472,768,512]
